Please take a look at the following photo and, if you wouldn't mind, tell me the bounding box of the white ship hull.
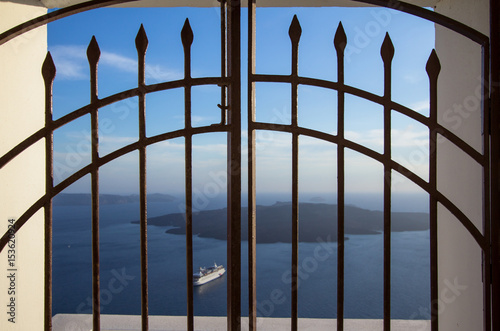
[193,263,225,286]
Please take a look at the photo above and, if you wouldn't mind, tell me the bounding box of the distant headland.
[134,202,429,243]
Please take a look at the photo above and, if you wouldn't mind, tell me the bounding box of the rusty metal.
[180,19,195,331]
[227,1,242,329]
[334,21,347,331]
[219,0,228,126]
[0,0,489,49]
[87,36,102,331]
[426,49,441,331]
[247,0,257,329]
[490,2,500,330]
[380,33,395,331]
[0,15,230,331]
[135,24,149,331]
[42,52,55,331]
[247,4,490,331]
[249,92,487,251]
[288,15,301,331]
[481,41,492,331]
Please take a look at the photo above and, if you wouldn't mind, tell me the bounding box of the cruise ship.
[193,263,226,286]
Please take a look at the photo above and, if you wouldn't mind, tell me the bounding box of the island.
[133,202,429,243]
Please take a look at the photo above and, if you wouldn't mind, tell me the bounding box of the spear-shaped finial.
[334,22,347,54]
[87,36,101,66]
[135,24,149,56]
[42,52,56,84]
[426,49,441,81]
[288,15,302,45]
[181,18,194,48]
[380,33,394,64]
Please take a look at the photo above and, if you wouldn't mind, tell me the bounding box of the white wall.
[435,0,489,330]
[0,1,47,330]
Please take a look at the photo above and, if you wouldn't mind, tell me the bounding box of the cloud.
[345,129,384,148]
[403,73,424,84]
[409,100,430,114]
[99,135,137,145]
[391,127,429,147]
[50,45,87,80]
[193,143,227,154]
[100,51,181,82]
[49,44,180,81]
[144,63,181,82]
[345,127,428,148]
[191,115,215,125]
[99,52,137,74]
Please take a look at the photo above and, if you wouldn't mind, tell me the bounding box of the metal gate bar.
[334,22,346,331]
[136,25,149,331]
[227,1,242,330]
[247,1,258,330]
[180,19,195,331]
[87,36,103,331]
[289,15,301,331]
[381,33,395,331]
[480,37,492,331]
[426,50,440,331]
[42,53,56,331]
[490,2,500,330]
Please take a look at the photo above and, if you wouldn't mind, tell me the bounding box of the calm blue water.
[52,193,430,319]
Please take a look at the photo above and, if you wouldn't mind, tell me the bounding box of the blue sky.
[47,5,435,199]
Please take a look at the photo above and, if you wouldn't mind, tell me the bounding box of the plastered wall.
[0,1,47,330]
[435,0,490,330]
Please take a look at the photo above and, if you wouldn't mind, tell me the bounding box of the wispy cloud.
[100,51,181,81]
[346,127,428,148]
[172,114,220,126]
[403,73,425,84]
[346,129,384,148]
[100,135,137,145]
[50,45,87,80]
[409,100,430,114]
[391,127,429,147]
[49,45,180,81]
[100,52,136,74]
[144,63,181,82]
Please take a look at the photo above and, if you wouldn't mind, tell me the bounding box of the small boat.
[193,262,226,286]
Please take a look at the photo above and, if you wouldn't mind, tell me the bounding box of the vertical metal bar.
[87,36,101,331]
[334,23,347,331]
[42,52,56,331]
[247,0,257,329]
[489,1,500,329]
[220,0,227,126]
[426,50,441,331]
[135,25,149,331]
[181,19,194,331]
[227,1,242,329]
[481,41,491,331]
[381,34,394,331]
[288,15,301,331]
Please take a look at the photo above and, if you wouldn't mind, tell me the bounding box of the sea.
[52,192,430,320]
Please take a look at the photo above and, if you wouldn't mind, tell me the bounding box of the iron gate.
[0,1,498,331]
